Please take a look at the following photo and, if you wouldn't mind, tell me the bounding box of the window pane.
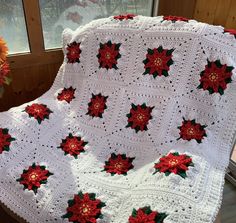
[0,0,30,54]
[40,0,154,49]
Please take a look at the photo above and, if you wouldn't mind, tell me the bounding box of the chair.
[0,15,235,223]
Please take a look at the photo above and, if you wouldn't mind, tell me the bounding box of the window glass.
[0,0,30,54]
[39,0,154,49]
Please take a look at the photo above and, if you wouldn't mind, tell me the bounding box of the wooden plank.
[0,62,61,112]
[193,0,219,23]
[213,0,232,26]
[22,0,45,54]
[7,50,63,69]
[225,0,236,29]
[158,0,197,18]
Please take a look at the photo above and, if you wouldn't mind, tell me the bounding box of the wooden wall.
[0,0,236,112]
[158,0,236,29]
[0,61,62,112]
[158,0,197,19]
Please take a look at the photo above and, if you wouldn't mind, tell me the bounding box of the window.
[39,0,154,49]
[4,0,155,69]
[0,0,30,54]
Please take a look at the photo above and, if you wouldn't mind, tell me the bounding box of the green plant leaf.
[166,48,174,56]
[132,208,137,217]
[162,70,168,77]
[2,128,8,134]
[156,213,168,223]
[218,86,224,95]
[89,193,96,200]
[131,103,137,110]
[226,66,234,72]
[61,212,73,219]
[215,60,222,68]
[147,48,154,54]
[157,46,163,53]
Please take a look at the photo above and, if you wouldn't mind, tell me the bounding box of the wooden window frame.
[8,0,63,69]
[8,0,158,69]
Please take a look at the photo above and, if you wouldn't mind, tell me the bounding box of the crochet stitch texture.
[0,15,236,223]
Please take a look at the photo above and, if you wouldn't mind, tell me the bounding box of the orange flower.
[0,62,10,86]
[0,37,8,63]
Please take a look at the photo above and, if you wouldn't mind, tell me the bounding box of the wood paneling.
[158,0,196,19]
[8,50,63,69]
[193,0,219,24]
[158,0,236,29]
[225,1,236,29]
[214,0,232,27]
[193,0,236,28]
[0,62,61,112]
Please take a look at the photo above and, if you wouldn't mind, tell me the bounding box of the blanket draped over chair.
[0,15,236,223]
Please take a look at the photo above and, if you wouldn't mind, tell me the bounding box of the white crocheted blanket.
[1,15,236,223]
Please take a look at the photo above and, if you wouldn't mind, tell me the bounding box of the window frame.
[8,0,157,69]
[8,0,63,69]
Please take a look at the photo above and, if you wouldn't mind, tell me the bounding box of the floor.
[0,181,236,223]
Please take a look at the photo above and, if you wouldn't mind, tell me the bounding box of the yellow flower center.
[29,172,38,181]
[69,143,77,149]
[105,53,111,59]
[81,204,91,215]
[115,162,123,169]
[169,159,179,166]
[64,94,70,99]
[94,102,100,110]
[154,57,162,67]
[34,108,42,113]
[209,72,218,82]
[71,49,76,55]
[136,113,145,122]
[187,127,195,135]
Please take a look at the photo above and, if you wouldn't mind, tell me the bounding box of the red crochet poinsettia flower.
[103,153,135,176]
[154,152,194,178]
[128,206,167,223]
[66,41,82,64]
[126,103,154,133]
[143,46,174,78]
[57,87,76,103]
[16,163,53,194]
[62,191,106,223]
[0,62,10,86]
[224,29,236,38]
[197,60,234,95]
[113,14,136,20]
[177,118,207,143]
[0,128,15,154]
[163,15,189,22]
[97,40,121,69]
[86,93,108,118]
[58,133,88,158]
[24,103,53,124]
